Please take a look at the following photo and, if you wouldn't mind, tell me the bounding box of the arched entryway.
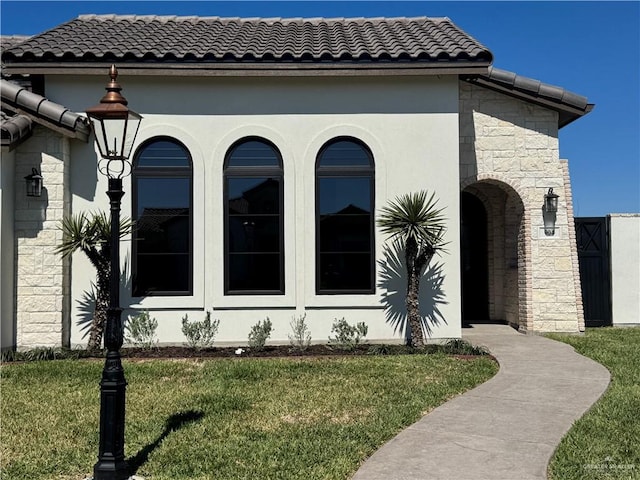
[461,192,489,323]
[460,179,529,331]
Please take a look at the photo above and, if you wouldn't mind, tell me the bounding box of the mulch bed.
[121,344,400,360]
[118,344,491,361]
[2,344,493,363]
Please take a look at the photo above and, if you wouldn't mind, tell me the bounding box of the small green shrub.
[288,314,311,351]
[248,318,273,351]
[22,347,59,361]
[1,347,88,363]
[1,349,19,362]
[125,310,158,349]
[367,344,392,356]
[182,311,219,350]
[328,318,368,351]
[367,344,422,356]
[442,338,490,356]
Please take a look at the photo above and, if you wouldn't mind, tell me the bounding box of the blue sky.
[1,1,638,216]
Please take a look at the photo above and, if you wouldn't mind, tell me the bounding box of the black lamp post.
[86,65,142,480]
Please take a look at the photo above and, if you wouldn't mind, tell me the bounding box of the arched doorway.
[461,192,489,323]
[460,179,529,331]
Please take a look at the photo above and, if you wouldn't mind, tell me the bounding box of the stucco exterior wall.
[610,214,640,326]
[1,148,16,350]
[12,127,71,349]
[45,74,463,347]
[459,81,583,332]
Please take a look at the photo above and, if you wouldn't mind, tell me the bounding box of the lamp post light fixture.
[86,65,142,480]
[24,168,43,197]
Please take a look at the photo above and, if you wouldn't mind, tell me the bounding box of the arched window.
[132,137,192,296]
[224,138,284,294]
[316,138,375,294]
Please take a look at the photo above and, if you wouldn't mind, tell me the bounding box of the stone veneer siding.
[14,127,71,348]
[459,81,584,332]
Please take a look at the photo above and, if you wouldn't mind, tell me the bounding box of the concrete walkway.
[352,324,610,480]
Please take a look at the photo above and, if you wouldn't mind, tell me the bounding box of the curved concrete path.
[352,324,610,480]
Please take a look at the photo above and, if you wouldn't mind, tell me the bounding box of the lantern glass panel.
[88,111,142,160]
[27,178,41,197]
[122,111,142,160]
[25,170,43,197]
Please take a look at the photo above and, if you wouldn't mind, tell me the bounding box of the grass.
[1,354,496,480]
[547,327,640,480]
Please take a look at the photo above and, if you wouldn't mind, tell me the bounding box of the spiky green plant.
[56,211,132,351]
[377,191,447,347]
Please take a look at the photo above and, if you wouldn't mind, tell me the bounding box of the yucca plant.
[377,190,447,347]
[56,211,132,351]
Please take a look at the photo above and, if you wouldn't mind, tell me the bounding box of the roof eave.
[1,132,33,151]
[463,76,593,129]
[1,115,34,151]
[1,102,89,141]
[1,80,91,141]
[2,61,492,77]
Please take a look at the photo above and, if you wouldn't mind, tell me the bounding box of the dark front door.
[461,192,489,323]
[575,217,612,327]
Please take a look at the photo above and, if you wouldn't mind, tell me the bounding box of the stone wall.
[459,81,583,332]
[14,127,71,348]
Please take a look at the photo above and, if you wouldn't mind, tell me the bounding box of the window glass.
[316,138,374,293]
[318,177,371,215]
[226,140,281,167]
[228,178,280,214]
[137,178,190,216]
[318,140,373,167]
[136,140,191,167]
[225,139,284,294]
[133,138,192,296]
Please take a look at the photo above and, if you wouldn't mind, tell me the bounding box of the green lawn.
[548,327,640,480]
[1,354,496,480]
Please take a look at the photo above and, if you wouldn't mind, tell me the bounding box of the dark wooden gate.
[575,217,611,327]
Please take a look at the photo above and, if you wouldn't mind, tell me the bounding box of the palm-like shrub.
[377,191,447,347]
[56,212,132,351]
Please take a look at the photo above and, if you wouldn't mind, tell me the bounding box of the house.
[0,15,593,350]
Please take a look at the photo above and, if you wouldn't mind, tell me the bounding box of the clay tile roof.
[1,110,33,150]
[1,14,493,68]
[465,66,594,128]
[0,79,90,140]
[1,35,31,52]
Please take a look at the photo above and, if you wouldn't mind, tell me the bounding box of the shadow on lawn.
[127,410,205,476]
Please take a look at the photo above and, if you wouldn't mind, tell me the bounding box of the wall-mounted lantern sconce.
[543,188,559,236]
[544,188,559,213]
[24,168,43,197]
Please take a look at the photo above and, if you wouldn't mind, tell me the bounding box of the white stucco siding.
[48,74,462,346]
[610,214,640,326]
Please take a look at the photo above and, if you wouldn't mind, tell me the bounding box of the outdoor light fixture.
[543,188,559,236]
[544,188,559,213]
[24,168,43,197]
[86,65,142,480]
[86,65,142,179]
